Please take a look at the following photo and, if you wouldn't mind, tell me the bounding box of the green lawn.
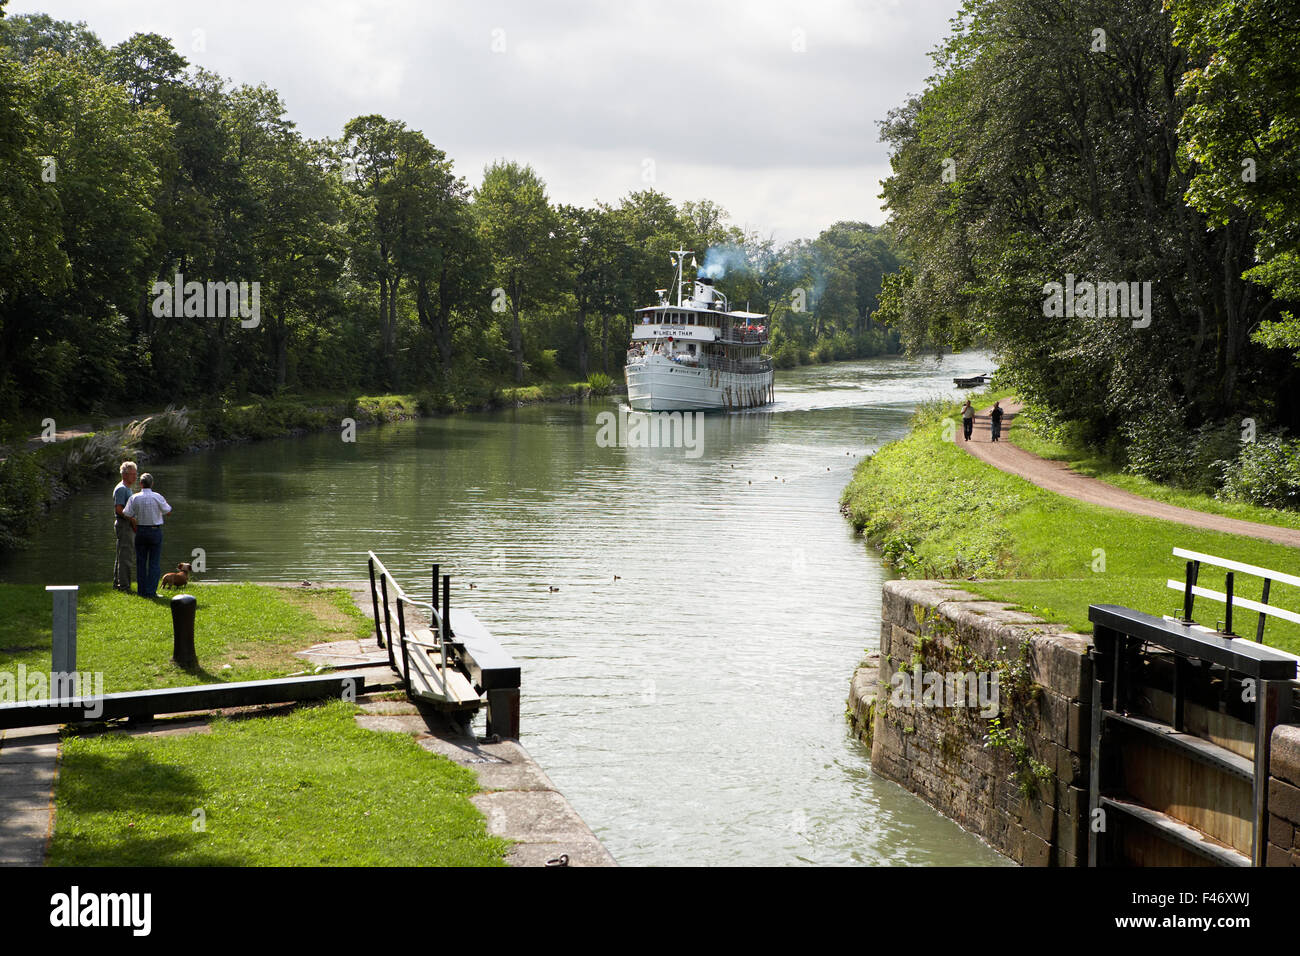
[842,391,1300,653]
[0,582,371,693]
[48,700,509,866]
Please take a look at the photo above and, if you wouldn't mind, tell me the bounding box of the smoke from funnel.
[697,244,748,281]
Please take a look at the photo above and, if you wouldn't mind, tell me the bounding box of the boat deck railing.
[717,329,767,345]
[625,351,773,374]
[702,355,773,374]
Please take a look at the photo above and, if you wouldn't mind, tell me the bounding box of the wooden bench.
[401,628,479,709]
[369,553,521,736]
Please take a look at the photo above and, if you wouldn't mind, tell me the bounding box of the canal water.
[2,351,1009,865]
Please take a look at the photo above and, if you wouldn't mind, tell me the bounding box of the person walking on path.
[961,400,975,441]
[124,473,172,598]
[990,401,1004,442]
[112,461,138,591]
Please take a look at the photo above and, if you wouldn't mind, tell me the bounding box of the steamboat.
[623,249,775,411]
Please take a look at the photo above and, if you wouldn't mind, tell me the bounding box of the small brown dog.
[160,562,193,589]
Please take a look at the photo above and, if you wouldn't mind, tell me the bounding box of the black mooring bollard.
[170,593,198,668]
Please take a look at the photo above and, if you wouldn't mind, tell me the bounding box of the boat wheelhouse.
[623,249,775,411]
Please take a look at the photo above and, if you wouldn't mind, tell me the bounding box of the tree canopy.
[0,9,904,430]
[875,0,1300,478]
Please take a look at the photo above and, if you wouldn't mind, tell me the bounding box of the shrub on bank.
[1052,404,1300,511]
[1220,436,1300,510]
[138,406,195,457]
[772,342,799,369]
[1121,406,1241,495]
[47,427,142,490]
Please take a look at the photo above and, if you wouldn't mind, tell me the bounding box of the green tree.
[877,0,1291,443]
[1170,0,1300,353]
[224,84,345,388]
[0,11,105,66]
[474,161,561,382]
[3,49,165,412]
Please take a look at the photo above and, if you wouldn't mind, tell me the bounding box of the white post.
[46,585,77,699]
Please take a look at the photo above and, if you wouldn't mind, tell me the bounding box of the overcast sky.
[12,0,964,241]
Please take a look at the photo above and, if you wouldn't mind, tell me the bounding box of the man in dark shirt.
[113,461,138,590]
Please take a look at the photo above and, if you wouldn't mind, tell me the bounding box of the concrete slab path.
[0,725,60,866]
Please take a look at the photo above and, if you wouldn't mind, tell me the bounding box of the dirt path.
[3,412,159,461]
[956,400,1300,549]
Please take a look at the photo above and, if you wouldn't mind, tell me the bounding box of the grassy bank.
[840,392,1300,653]
[49,700,509,866]
[0,582,369,693]
[0,376,612,550]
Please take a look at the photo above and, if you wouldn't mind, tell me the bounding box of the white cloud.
[10,0,962,239]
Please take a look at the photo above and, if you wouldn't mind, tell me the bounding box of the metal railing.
[367,551,452,692]
[625,350,773,374]
[716,328,767,345]
[701,355,773,374]
[1166,547,1300,645]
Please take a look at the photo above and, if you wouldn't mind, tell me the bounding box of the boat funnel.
[693,277,716,308]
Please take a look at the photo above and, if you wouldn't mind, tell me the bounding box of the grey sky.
[11,0,964,241]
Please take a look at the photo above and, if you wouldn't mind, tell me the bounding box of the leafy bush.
[1220,436,1300,510]
[772,342,799,369]
[911,393,957,428]
[1121,407,1241,494]
[586,372,614,395]
[138,406,194,457]
[352,395,417,424]
[50,426,143,490]
[529,348,561,380]
[416,390,456,415]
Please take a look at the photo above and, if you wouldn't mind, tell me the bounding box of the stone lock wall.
[1268,724,1300,866]
[849,580,1094,866]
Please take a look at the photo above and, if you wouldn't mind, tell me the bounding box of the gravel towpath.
[956,400,1300,549]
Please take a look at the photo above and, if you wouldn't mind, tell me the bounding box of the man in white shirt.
[123,473,173,598]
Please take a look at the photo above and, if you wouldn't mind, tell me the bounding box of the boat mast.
[669,248,693,307]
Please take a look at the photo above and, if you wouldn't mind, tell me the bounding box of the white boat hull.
[624,357,774,411]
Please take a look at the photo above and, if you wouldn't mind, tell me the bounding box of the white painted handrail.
[1164,580,1300,626]
[1172,548,1300,591]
